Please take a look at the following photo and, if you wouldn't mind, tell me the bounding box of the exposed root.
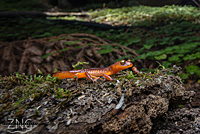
[0,34,141,75]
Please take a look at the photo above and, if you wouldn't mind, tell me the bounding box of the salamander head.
[110,59,133,74]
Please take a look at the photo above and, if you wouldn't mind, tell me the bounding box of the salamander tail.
[53,71,75,79]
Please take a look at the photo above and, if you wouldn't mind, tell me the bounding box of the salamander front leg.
[103,74,113,81]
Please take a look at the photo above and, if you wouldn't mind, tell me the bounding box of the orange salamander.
[53,60,133,82]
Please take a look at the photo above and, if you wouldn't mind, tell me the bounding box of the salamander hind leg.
[90,75,102,81]
[85,72,97,82]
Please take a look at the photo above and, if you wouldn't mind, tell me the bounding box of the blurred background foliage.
[0,0,199,82]
[0,0,198,11]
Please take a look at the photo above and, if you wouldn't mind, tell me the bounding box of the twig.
[18,40,31,73]
[111,43,138,57]
[85,55,97,64]
[75,46,86,63]
[91,45,102,60]
[192,0,200,7]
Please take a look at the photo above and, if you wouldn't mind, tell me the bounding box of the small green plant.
[14,96,27,107]
[178,104,183,108]
[126,71,135,79]
[185,65,200,76]
[178,65,200,80]
[72,61,89,69]
[55,87,71,98]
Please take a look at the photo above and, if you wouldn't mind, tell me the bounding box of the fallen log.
[0,11,89,17]
[0,66,195,133]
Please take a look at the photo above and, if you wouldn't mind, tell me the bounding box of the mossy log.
[0,67,196,133]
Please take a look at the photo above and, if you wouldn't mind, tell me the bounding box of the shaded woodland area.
[0,0,200,134]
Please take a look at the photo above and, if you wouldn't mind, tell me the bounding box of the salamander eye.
[120,60,125,65]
